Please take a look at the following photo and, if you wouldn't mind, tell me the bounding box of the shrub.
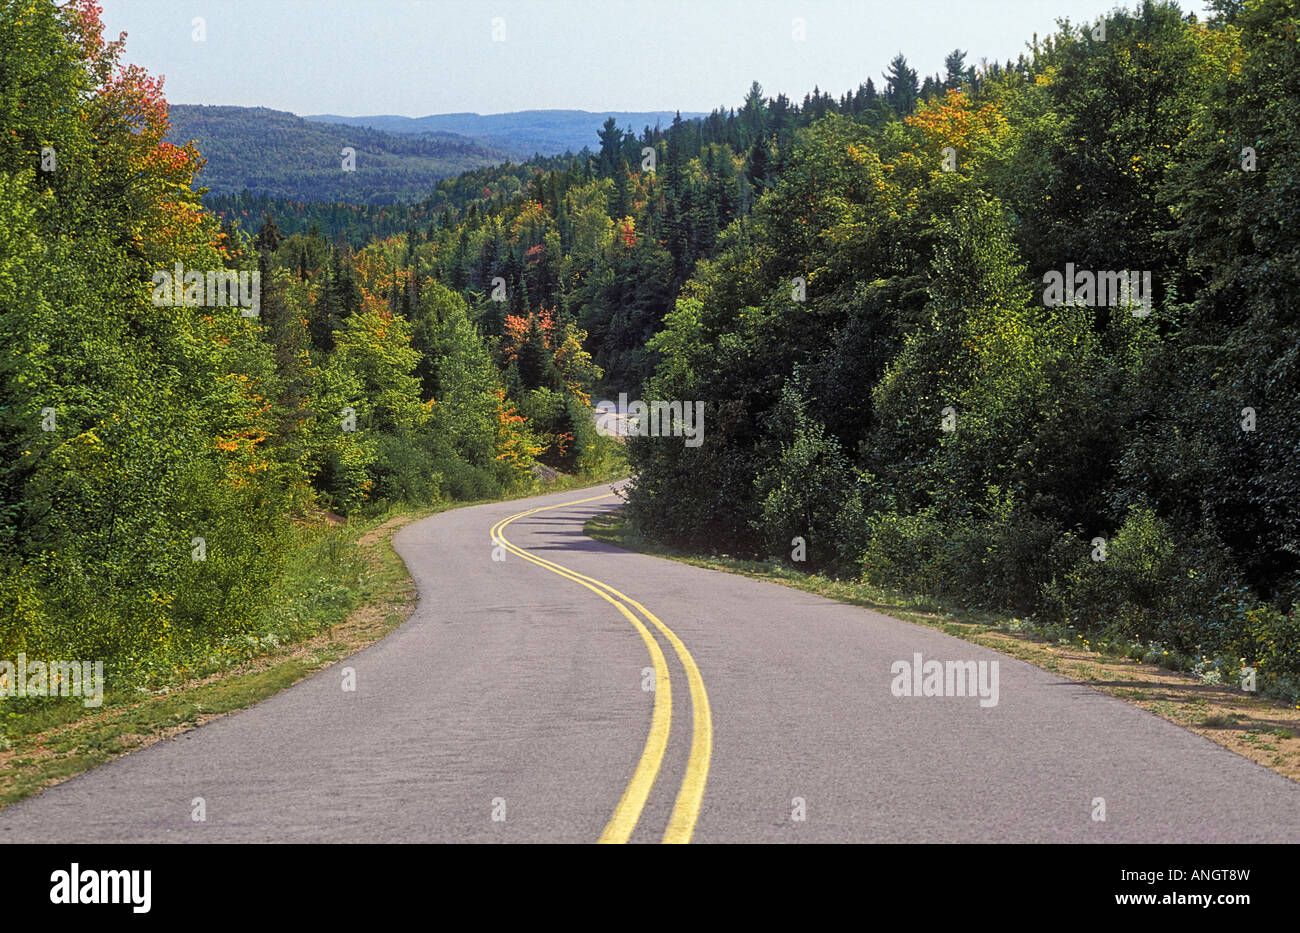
[863,488,1070,613]
[1047,507,1238,654]
[753,384,870,575]
[1227,599,1300,685]
[862,508,949,594]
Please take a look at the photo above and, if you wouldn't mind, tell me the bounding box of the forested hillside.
[167,105,508,203]
[305,110,706,160]
[0,1,612,682]
[3,0,1297,709]
[204,153,581,245]
[231,70,933,390]
[618,0,1300,700]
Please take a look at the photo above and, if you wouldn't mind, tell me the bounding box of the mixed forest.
[1,0,1297,703]
[166,104,511,204]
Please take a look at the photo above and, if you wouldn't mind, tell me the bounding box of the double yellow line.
[490,494,712,844]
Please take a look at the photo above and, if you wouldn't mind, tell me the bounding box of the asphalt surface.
[2,482,1299,842]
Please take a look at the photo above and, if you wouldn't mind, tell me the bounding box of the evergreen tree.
[944,49,968,88]
[746,136,772,194]
[884,53,920,114]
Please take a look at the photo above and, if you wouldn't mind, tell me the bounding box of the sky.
[99,0,1203,117]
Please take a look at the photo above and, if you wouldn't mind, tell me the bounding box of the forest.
[1,0,1297,706]
[0,0,612,683]
[167,104,509,203]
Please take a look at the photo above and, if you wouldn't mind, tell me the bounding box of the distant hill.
[305,110,707,159]
[167,105,509,204]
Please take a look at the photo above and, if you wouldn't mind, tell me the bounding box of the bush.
[565,394,622,477]
[956,494,1073,613]
[753,385,870,575]
[1046,507,1238,654]
[863,508,949,594]
[1227,599,1300,685]
[368,433,442,506]
[863,487,1071,614]
[517,387,569,465]
[317,439,377,515]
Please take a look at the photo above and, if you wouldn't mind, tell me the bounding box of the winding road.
[2,483,1298,843]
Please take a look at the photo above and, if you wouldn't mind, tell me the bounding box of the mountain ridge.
[305,109,710,159]
[166,104,510,204]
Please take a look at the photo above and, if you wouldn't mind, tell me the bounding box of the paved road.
[3,483,1299,842]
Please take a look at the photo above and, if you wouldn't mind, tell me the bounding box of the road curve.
[2,483,1298,843]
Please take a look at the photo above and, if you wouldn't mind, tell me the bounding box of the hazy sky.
[99,0,1195,116]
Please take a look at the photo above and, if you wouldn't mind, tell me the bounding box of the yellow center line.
[491,494,713,844]
[491,500,670,844]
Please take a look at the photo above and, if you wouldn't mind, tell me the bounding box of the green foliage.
[863,489,1074,614]
[1230,600,1300,690]
[753,383,869,575]
[0,0,292,677]
[625,0,1300,692]
[1046,507,1238,654]
[0,2,580,685]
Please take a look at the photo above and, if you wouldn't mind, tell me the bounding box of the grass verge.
[585,509,1300,784]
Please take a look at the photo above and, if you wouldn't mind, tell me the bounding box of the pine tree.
[884,53,920,114]
[944,49,968,88]
[597,117,623,177]
[747,137,771,194]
